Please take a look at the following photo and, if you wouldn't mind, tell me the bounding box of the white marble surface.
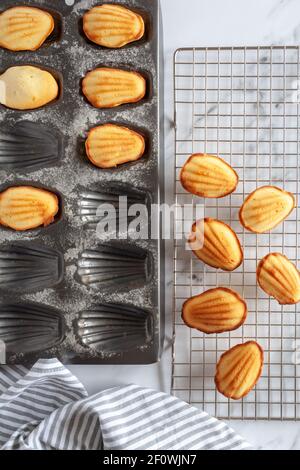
[68,0,300,450]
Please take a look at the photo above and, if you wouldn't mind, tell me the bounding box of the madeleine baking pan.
[0,0,164,364]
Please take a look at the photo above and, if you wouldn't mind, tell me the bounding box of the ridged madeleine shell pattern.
[83,4,145,48]
[0,186,59,231]
[182,288,247,334]
[215,341,264,400]
[0,6,54,51]
[0,121,62,172]
[0,303,65,355]
[189,218,243,271]
[82,68,146,108]
[239,186,295,233]
[76,303,153,353]
[257,253,300,305]
[85,124,145,169]
[0,243,64,292]
[0,66,59,111]
[180,154,238,198]
[76,243,152,288]
[78,184,150,229]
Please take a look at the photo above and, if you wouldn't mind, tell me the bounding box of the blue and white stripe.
[0,359,251,450]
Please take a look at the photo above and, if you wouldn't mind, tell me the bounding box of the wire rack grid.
[172,46,300,420]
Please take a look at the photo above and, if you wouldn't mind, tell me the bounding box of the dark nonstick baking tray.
[0,0,164,364]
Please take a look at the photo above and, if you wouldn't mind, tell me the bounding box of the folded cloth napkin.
[0,359,251,450]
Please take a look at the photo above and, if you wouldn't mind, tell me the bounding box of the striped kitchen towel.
[0,359,251,450]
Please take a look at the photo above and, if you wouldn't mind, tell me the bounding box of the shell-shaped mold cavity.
[0,121,62,172]
[0,243,64,292]
[76,303,153,353]
[76,243,153,288]
[0,302,65,355]
[78,183,150,229]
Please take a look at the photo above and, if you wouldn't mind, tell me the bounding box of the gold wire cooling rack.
[172,46,300,420]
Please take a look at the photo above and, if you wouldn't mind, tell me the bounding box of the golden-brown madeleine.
[215,341,264,400]
[182,287,247,334]
[82,67,146,108]
[86,124,145,169]
[0,66,59,110]
[189,218,243,271]
[180,153,238,198]
[0,186,59,231]
[83,4,145,48]
[239,186,295,234]
[257,253,300,305]
[0,6,54,51]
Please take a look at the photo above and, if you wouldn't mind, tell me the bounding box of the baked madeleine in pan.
[0,66,59,110]
[0,186,59,231]
[180,153,238,198]
[215,341,264,400]
[83,4,145,48]
[257,253,300,305]
[0,6,54,51]
[182,287,247,334]
[86,124,145,168]
[82,68,146,108]
[189,218,243,271]
[239,186,295,233]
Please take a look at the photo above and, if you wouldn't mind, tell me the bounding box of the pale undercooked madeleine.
[86,124,145,168]
[257,253,300,305]
[83,4,145,48]
[0,66,59,110]
[0,186,59,231]
[82,68,146,108]
[180,153,238,198]
[239,186,295,233]
[182,287,247,334]
[0,6,54,51]
[215,341,264,400]
[189,218,243,271]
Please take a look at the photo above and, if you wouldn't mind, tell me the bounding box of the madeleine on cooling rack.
[0,6,54,51]
[82,67,146,108]
[0,66,58,110]
[180,153,238,198]
[182,287,247,334]
[83,4,145,48]
[86,124,145,169]
[0,186,59,231]
[189,218,243,271]
[215,341,264,400]
[239,186,295,233]
[257,253,300,305]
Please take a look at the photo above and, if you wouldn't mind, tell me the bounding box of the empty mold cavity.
[77,182,151,229]
[76,302,153,353]
[0,242,64,292]
[0,302,65,355]
[0,120,63,172]
[76,242,153,289]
